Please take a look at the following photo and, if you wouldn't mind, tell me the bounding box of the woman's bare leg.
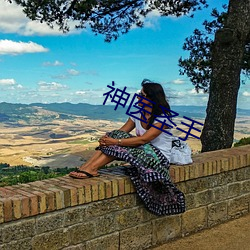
[81,150,103,168]
[70,150,116,178]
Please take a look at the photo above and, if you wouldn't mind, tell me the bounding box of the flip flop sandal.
[69,169,100,179]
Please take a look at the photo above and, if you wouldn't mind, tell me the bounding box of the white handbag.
[170,138,193,165]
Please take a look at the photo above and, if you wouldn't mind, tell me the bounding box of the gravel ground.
[151,213,250,250]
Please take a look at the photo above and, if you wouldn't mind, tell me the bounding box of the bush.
[234,137,250,147]
[0,165,78,187]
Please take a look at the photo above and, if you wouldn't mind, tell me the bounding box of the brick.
[241,179,250,193]
[195,189,214,207]
[112,179,119,197]
[103,179,112,198]
[179,166,185,182]
[36,213,64,234]
[91,183,99,201]
[20,196,30,218]
[235,168,246,181]
[98,181,105,200]
[173,166,180,183]
[185,193,196,210]
[152,214,181,245]
[130,183,136,193]
[239,154,247,168]
[221,159,229,172]
[2,219,35,243]
[12,197,22,220]
[0,187,16,198]
[212,160,218,174]
[208,201,228,227]
[1,198,12,222]
[64,207,85,227]
[0,200,4,223]
[228,156,234,170]
[32,191,47,214]
[124,177,131,194]
[68,222,96,244]
[86,232,119,250]
[52,186,70,208]
[213,185,228,201]
[247,153,250,165]
[120,222,152,250]
[47,187,65,210]
[1,238,32,250]
[232,155,238,170]
[116,207,146,230]
[208,161,213,175]
[117,177,125,195]
[83,184,92,203]
[182,206,208,235]
[84,195,136,219]
[8,189,38,216]
[94,213,118,237]
[60,185,78,206]
[62,244,85,250]
[169,167,176,182]
[228,183,241,198]
[198,163,205,177]
[26,186,57,213]
[32,229,70,250]
[228,195,249,219]
[77,187,85,205]
[82,179,100,202]
[245,167,250,179]
[55,178,85,205]
[184,165,190,180]
[194,164,201,178]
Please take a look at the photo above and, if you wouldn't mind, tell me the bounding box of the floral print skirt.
[97,130,185,216]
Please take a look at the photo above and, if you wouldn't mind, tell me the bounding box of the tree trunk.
[201,0,250,152]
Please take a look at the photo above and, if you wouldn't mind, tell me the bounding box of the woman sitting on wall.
[69,79,185,216]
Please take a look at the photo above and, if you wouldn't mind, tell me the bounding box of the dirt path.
[151,213,250,250]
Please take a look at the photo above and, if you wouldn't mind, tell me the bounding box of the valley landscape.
[0,102,249,168]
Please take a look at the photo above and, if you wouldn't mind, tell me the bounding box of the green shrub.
[234,137,250,147]
[0,165,78,187]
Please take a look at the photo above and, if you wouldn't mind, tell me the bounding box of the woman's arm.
[118,118,135,133]
[100,122,166,147]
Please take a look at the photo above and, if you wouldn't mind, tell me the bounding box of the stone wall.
[0,145,249,250]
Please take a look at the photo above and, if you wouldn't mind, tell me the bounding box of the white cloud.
[75,91,86,95]
[68,69,80,76]
[172,79,185,85]
[0,0,83,36]
[0,39,48,55]
[43,60,63,66]
[38,81,68,91]
[0,78,16,85]
[17,84,24,89]
[243,91,250,97]
[0,78,24,91]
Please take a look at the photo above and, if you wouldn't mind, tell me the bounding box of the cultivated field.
[0,115,249,168]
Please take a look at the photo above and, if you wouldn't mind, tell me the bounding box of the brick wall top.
[0,145,249,224]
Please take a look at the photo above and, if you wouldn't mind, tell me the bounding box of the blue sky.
[0,0,249,108]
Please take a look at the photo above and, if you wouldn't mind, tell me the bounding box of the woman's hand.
[98,135,117,147]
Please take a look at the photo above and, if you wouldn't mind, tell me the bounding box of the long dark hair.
[141,79,171,129]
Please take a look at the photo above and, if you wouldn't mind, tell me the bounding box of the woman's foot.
[69,168,100,179]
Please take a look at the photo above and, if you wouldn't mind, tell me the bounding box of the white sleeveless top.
[129,113,173,161]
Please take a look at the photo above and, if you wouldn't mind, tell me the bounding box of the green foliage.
[8,0,208,42]
[0,164,78,187]
[179,5,250,92]
[234,137,250,147]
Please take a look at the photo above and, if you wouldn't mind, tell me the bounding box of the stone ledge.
[0,145,249,224]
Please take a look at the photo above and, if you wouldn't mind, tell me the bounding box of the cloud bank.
[0,40,48,55]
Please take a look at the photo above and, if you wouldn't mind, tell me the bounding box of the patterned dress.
[97,130,185,216]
